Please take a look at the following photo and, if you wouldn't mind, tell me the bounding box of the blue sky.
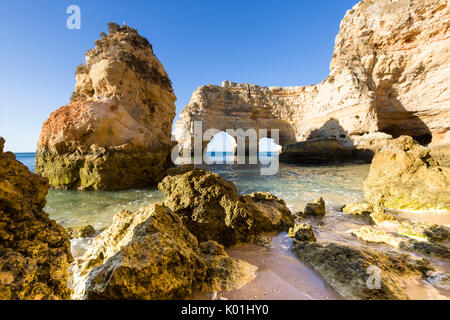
[0,0,359,152]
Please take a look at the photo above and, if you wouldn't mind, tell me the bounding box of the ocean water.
[15,153,369,229]
[14,153,450,299]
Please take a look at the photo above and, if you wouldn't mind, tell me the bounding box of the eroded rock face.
[304,197,326,216]
[175,0,449,163]
[72,203,257,300]
[199,241,257,293]
[288,224,317,242]
[292,241,431,300]
[352,226,450,260]
[158,169,294,246]
[364,136,450,212]
[83,204,206,300]
[0,137,73,300]
[36,23,176,190]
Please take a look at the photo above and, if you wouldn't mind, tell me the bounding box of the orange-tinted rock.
[36,23,176,190]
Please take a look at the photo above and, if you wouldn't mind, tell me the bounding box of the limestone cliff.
[175,0,449,162]
[36,23,176,190]
[0,137,73,300]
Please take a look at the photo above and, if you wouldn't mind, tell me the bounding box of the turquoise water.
[15,153,369,229]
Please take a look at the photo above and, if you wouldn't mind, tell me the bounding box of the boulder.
[288,224,316,242]
[158,169,294,246]
[342,202,374,216]
[304,197,326,216]
[66,225,96,239]
[398,221,449,242]
[199,241,257,293]
[83,204,206,300]
[36,23,176,190]
[352,226,450,260]
[72,203,257,300]
[364,136,450,212]
[0,137,73,300]
[292,241,431,300]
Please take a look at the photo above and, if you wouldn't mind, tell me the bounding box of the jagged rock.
[352,226,401,247]
[368,209,397,225]
[292,241,432,300]
[199,241,257,293]
[293,211,306,220]
[36,23,176,190]
[83,204,206,300]
[304,197,326,216]
[342,202,374,216]
[352,226,450,260]
[158,169,294,246]
[398,221,449,242]
[288,224,316,242]
[175,0,450,163]
[72,203,257,300]
[364,136,450,211]
[66,225,96,239]
[0,137,73,300]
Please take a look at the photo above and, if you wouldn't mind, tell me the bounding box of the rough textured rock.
[304,197,326,216]
[175,0,449,163]
[72,203,257,300]
[398,220,449,242]
[199,241,257,293]
[352,226,450,260]
[292,241,431,300]
[0,137,73,300]
[342,202,375,216]
[158,169,294,246]
[66,225,96,239]
[288,224,317,242]
[36,23,176,190]
[364,136,450,212]
[83,204,206,300]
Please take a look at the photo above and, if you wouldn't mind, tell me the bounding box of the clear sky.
[0,0,359,152]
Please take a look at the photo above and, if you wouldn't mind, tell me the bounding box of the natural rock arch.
[174,0,450,162]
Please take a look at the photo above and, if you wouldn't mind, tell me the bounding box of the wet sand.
[190,234,342,300]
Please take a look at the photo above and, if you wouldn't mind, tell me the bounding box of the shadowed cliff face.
[36,23,177,190]
[174,0,449,159]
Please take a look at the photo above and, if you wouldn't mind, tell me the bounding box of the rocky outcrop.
[82,203,206,300]
[304,197,326,216]
[199,241,257,293]
[342,202,375,216]
[0,137,73,300]
[66,225,96,239]
[292,241,432,300]
[364,136,450,212]
[72,203,257,300]
[288,224,317,242]
[36,23,176,190]
[352,226,450,260]
[158,169,294,246]
[174,0,449,163]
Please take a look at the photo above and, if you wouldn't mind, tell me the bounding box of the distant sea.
[15,152,36,172]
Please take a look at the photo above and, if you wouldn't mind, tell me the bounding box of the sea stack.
[36,23,176,190]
